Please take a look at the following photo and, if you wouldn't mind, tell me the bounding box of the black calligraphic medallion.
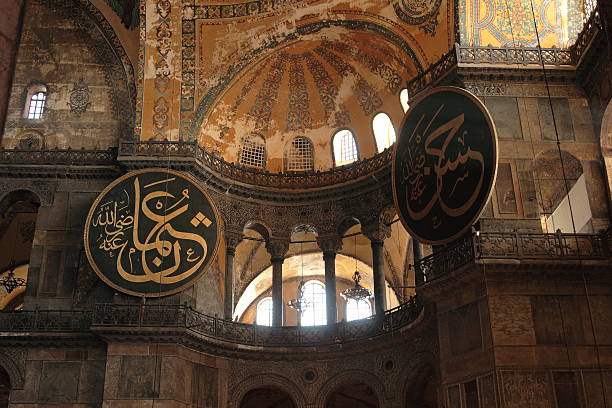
[84,169,221,297]
[392,87,498,245]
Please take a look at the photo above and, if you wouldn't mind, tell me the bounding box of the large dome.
[198,28,418,172]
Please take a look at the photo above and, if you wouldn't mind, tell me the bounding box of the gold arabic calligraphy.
[92,176,210,285]
[400,103,485,228]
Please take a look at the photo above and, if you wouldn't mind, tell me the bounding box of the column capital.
[316,235,343,255]
[266,239,289,261]
[224,231,244,252]
[362,222,391,243]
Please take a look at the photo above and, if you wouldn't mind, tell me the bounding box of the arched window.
[400,88,410,113]
[256,297,273,326]
[286,136,314,171]
[373,112,396,152]
[240,133,266,169]
[301,280,326,326]
[24,84,47,120]
[332,129,358,166]
[346,298,372,321]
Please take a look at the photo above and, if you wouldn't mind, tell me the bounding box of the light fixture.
[1,233,27,294]
[0,260,26,294]
[288,243,310,312]
[341,235,372,301]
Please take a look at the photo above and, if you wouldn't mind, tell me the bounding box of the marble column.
[363,221,390,316]
[323,252,337,325]
[412,238,424,286]
[223,232,243,320]
[266,240,289,327]
[317,236,342,325]
[370,239,386,315]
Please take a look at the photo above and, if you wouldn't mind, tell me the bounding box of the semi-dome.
[198,28,418,172]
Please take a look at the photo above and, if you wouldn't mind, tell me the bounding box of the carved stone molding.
[465,82,507,96]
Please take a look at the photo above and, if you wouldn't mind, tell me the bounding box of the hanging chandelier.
[288,243,310,312]
[287,280,310,312]
[0,260,27,294]
[341,235,372,301]
[341,270,372,301]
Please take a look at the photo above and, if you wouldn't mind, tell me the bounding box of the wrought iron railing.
[571,6,602,63]
[0,309,92,332]
[0,147,116,165]
[406,48,457,97]
[417,230,610,282]
[457,45,573,65]
[91,297,422,347]
[119,141,392,188]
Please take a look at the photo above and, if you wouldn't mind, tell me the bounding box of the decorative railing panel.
[418,230,610,282]
[0,310,92,332]
[0,148,116,165]
[457,45,573,65]
[119,141,392,188]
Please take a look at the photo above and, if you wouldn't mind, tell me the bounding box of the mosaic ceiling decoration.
[459,0,586,47]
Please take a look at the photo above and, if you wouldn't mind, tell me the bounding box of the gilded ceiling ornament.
[67,81,91,116]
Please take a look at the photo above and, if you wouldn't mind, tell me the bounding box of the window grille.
[286,136,314,171]
[240,134,266,169]
[256,297,273,326]
[332,129,358,166]
[301,280,326,326]
[27,91,46,120]
[373,112,396,152]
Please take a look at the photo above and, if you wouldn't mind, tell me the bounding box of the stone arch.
[240,387,296,408]
[244,221,272,242]
[11,130,45,149]
[0,352,24,390]
[399,356,440,408]
[337,217,361,237]
[315,370,385,407]
[533,149,591,232]
[229,374,307,408]
[290,223,319,237]
[0,189,41,240]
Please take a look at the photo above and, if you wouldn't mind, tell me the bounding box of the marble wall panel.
[489,295,536,345]
[38,361,80,403]
[501,370,554,408]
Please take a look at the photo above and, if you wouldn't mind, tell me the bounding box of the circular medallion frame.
[84,168,221,297]
[392,86,498,245]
